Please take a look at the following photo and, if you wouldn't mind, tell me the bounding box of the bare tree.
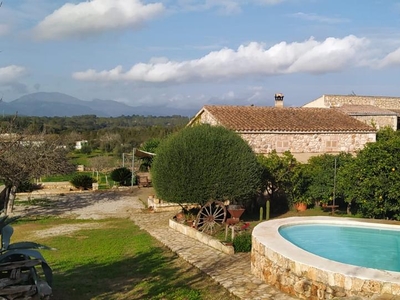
[88,155,114,184]
[0,131,75,214]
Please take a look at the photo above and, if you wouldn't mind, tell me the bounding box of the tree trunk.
[5,185,17,215]
[3,186,11,215]
[347,202,352,215]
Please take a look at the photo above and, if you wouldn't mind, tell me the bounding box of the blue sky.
[1,0,400,115]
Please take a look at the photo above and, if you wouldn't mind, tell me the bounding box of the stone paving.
[131,211,298,300]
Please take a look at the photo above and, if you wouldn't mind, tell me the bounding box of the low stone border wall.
[147,197,198,212]
[169,219,234,255]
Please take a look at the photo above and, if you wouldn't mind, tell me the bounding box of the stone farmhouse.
[188,95,376,162]
[303,94,400,130]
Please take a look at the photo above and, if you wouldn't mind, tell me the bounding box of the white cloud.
[173,0,284,14]
[0,66,28,83]
[173,0,241,14]
[33,0,165,40]
[378,47,400,68]
[290,12,350,24]
[73,35,369,83]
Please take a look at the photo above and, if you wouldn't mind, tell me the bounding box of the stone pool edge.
[251,216,400,299]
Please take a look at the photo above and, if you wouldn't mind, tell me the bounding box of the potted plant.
[292,197,312,212]
[174,211,185,223]
[294,201,308,212]
[185,212,196,227]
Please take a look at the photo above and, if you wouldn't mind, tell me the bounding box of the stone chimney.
[274,93,284,108]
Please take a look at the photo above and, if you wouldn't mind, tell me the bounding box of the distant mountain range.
[0,92,196,117]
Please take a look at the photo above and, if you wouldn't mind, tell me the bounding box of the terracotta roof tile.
[203,105,375,132]
[336,104,397,116]
[389,109,400,116]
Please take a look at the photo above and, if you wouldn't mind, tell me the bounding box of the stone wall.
[241,132,375,156]
[324,95,400,110]
[352,115,397,130]
[199,111,219,125]
[251,217,400,299]
[169,219,234,255]
[251,237,400,299]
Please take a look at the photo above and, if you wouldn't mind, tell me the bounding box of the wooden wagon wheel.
[195,201,227,235]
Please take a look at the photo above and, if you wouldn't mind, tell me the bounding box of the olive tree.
[88,155,114,184]
[151,125,263,206]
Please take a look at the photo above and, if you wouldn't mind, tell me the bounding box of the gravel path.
[13,189,146,220]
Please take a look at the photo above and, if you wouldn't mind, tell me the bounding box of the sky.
[1,0,400,115]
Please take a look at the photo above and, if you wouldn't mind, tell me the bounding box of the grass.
[40,171,116,189]
[15,198,55,207]
[68,150,120,167]
[11,217,237,300]
[41,172,94,182]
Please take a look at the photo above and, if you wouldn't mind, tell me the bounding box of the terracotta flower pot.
[175,212,185,223]
[294,202,307,212]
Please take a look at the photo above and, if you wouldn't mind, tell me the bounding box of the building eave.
[235,130,376,134]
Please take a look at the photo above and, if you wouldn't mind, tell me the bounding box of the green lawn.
[12,218,237,300]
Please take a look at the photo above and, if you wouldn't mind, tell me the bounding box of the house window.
[326,141,338,148]
[276,141,289,149]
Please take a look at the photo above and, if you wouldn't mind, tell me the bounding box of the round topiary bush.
[110,167,132,186]
[70,174,96,190]
[151,125,263,206]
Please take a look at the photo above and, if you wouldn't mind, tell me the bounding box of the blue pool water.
[279,224,400,272]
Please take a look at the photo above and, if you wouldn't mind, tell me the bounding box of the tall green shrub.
[151,125,263,206]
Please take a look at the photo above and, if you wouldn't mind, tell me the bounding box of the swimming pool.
[279,224,400,272]
[251,217,400,299]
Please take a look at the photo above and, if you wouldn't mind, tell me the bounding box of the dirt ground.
[14,186,155,219]
[13,186,157,238]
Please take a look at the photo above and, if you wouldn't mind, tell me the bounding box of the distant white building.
[75,140,88,150]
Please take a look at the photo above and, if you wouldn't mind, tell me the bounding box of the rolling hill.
[0,92,195,117]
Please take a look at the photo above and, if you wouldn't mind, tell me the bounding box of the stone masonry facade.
[251,237,400,299]
[352,115,397,130]
[198,110,219,126]
[195,109,376,161]
[240,132,376,156]
[303,95,400,131]
[323,95,400,110]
